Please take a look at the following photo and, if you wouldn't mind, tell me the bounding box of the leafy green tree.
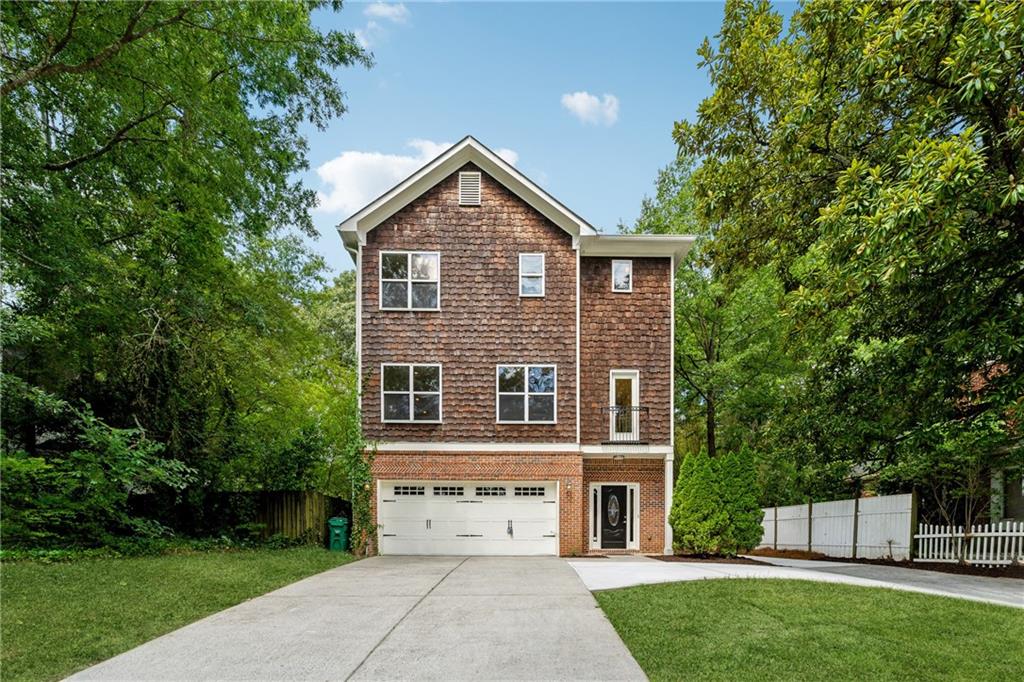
[1,1,370,543]
[676,0,1023,524]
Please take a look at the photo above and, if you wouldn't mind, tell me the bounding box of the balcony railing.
[601,406,649,444]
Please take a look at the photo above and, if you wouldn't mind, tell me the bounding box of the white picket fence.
[914,521,1024,567]
[760,493,915,560]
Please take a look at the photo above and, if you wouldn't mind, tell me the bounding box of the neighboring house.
[338,137,693,556]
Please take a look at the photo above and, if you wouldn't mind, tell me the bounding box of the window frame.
[611,259,633,293]
[380,363,443,424]
[518,253,546,298]
[379,250,441,311]
[495,364,557,424]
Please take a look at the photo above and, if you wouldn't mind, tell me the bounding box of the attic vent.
[459,172,481,206]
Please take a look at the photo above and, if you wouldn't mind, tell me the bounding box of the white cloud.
[560,91,620,126]
[364,2,410,24]
[354,3,410,48]
[315,139,520,217]
[494,148,519,166]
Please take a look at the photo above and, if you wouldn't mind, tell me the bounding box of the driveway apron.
[69,556,645,681]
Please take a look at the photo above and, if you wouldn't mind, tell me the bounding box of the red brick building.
[338,137,692,555]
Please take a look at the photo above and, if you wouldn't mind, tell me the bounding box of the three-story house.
[338,137,692,556]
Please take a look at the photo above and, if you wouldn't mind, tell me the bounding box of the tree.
[676,0,1023,524]
[1,2,369,543]
[626,156,798,459]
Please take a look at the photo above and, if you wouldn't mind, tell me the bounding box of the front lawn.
[1,546,354,681]
[596,579,1024,681]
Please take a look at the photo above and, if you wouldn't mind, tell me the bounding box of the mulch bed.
[653,554,766,566]
[748,548,1024,580]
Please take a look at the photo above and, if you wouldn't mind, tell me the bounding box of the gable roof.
[337,136,598,255]
[336,136,695,262]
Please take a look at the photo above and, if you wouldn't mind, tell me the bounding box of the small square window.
[382,364,442,423]
[519,254,545,297]
[380,252,440,310]
[496,364,556,423]
[612,260,632,293]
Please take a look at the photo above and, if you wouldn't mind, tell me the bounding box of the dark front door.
[600,485,627,549]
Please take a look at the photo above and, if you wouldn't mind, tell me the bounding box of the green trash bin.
[328,517,349,552]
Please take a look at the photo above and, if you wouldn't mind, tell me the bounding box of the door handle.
[507,520,513,537]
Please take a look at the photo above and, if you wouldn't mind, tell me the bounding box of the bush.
[669,447,763,556]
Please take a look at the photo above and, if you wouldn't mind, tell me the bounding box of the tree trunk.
[706,394,716,458]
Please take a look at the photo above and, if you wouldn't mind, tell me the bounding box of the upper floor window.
[612,259,632,293]
[496,364,556,423]
[519,253,545,297]
[380,251,439,310]
[382,364,442,423]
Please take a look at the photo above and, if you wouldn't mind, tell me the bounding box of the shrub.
[669,447,764,556]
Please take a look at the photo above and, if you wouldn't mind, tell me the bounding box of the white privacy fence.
[915,521,1024,567]
[760,493,915,560]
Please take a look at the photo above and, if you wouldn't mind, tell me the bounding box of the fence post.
[773,506,778,551]
[851,495,860,559]
[807,499,813,553]
[909,490,919,561]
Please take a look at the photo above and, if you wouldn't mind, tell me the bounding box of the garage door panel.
[378,480,558,556]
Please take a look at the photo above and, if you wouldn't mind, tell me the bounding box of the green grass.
[595,579,1024,681]
[1,546,355,681]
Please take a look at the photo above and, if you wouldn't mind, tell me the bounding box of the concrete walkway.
[70,556,645,681]
[567,555,1024,609]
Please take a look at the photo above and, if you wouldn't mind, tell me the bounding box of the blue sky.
[301,2,781,275]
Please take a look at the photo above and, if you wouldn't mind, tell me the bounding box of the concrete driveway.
[568,555,1023,609]
[70,556,645,681]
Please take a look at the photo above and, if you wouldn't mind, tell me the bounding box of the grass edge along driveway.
[1,546,355,681]
[595,578,1024,681]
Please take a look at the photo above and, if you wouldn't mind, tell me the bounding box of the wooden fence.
[914,521,1024,567]
[760,493,916,560]
[256,491,344,542]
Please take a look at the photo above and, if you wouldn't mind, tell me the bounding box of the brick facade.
[361,163,577,443]
[581,458,666,555]
[580,257,672,445]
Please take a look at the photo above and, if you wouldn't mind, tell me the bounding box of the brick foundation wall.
[583,458,666,554]
[580,257,672,445]
[372,451,585,556]
[361,164,577,443]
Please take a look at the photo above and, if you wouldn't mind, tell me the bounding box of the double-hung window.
[382,364,442,422]
[380,251,440,310]
[518,253,545,297]
[496,365,556,423]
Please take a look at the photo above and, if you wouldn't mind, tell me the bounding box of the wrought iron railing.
[601,406,649,444]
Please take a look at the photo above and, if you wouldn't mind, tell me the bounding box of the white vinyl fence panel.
[915,521,1024,567]
[759,493,914,560]
[856,493,914,559]
[775,503,812,551]
[810,499,856,558]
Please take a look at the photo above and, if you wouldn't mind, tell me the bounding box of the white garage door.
[377,480,558,555]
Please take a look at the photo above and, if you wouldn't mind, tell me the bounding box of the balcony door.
[609,370,640,441]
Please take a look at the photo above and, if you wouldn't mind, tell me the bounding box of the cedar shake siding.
[361,163,577,442]
[579,257,672,445]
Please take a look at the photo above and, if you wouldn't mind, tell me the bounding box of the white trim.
[373,442,579,453]
[379,250,441,311]
[588,483,640,551]
[380,363,443,424]
[338,136,597,257]
[579,234,695,261]
[611,259,633,293]
[609,369,640,441]
[581,444,673,457]
[575,247,580,445]
[495,364,557,424]
[664,457,674,555]
[518,253,545,297]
